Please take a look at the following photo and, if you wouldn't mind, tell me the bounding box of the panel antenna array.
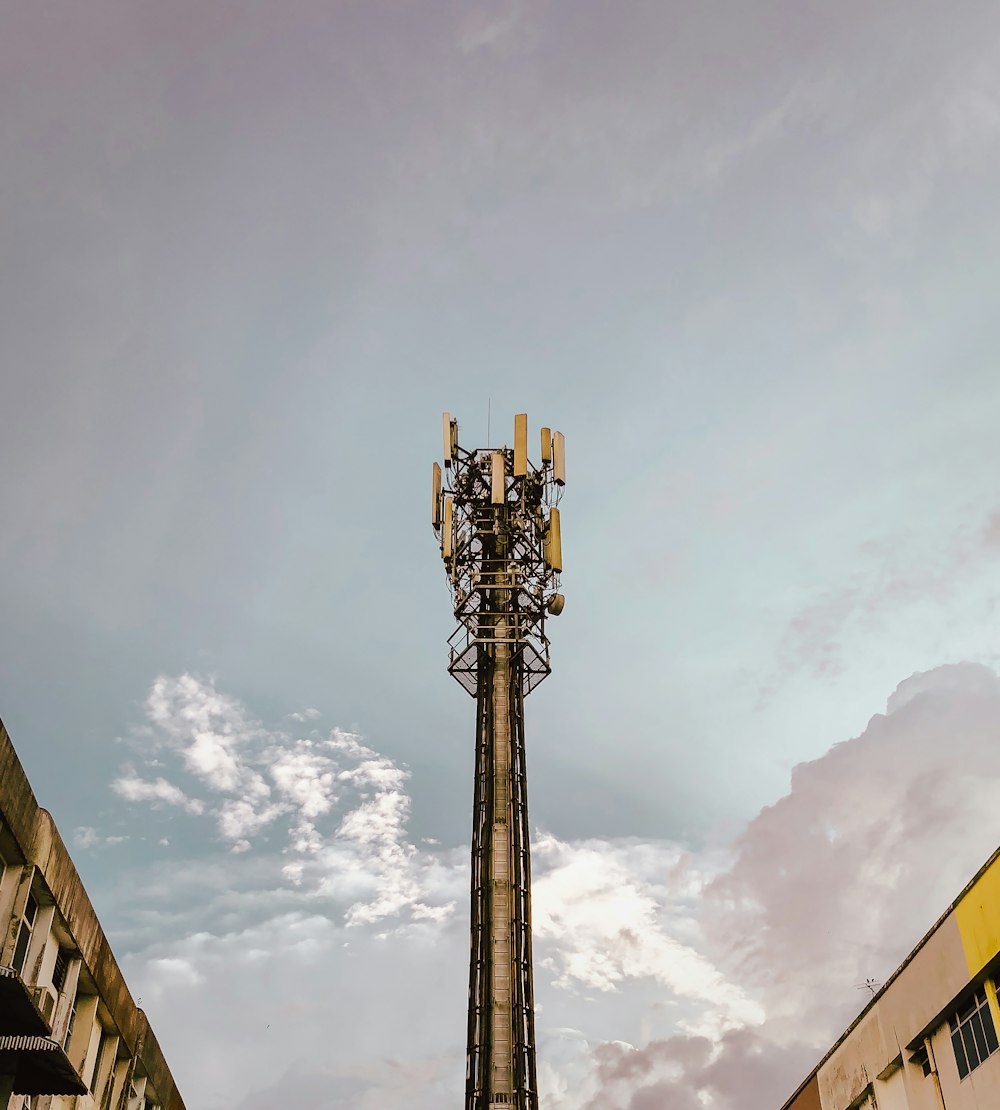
[433,412,566,1110]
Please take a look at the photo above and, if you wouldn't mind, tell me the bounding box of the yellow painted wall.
[956,853,1000,975]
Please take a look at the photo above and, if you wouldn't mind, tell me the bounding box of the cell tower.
[433,412,566,1110]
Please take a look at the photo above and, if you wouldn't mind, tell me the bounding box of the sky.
[2,2,1000,1106]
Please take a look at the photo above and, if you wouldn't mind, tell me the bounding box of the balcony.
[0,967,86,1096]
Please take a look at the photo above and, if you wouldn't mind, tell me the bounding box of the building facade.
[0,719,185,1110]
[781,845,1000,1110]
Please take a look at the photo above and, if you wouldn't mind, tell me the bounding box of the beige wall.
[818,914,970,1110]
[785,846,1000,1110]
[930,1018,1000,1109]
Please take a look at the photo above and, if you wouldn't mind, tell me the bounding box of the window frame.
[950,986,999,1079]
[12,890,38,976]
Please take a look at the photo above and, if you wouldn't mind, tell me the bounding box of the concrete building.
[781,844,1000,1110]
[0,718,185,1110]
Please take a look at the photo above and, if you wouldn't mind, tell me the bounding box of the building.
[0,718,185,1110]
[781,844,1000,1110]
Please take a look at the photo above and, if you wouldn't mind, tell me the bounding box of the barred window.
[52,947,69,993]
[950,987,999,1078]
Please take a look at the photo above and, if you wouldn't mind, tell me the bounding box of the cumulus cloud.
[570,662,1000,1109]
[110,768,205,814]
[579,1028,817,1110]
[711,663,1000,1038]
[108,665,1000,1110]
[532,834,760,1033]
[112,674,455,926]
[144,672,273,803]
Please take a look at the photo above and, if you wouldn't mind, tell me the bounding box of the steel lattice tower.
[433,412,566,1110]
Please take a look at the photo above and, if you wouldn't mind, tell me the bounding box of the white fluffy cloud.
[532,834,761,1033]
[73,825,129,848]
[111,768,205,814]
[113,673,455,926]
[108,664,1000,1110]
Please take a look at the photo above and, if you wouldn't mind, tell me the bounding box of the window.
[101,1060,120,1110]
[950,987,999,1078]
[910,1045,932,1077]
[12,892,38,976]
[91,1031,113,1094]
[63,1000,76,1050]
[52,947,69,993]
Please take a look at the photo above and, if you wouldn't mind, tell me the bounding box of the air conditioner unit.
[33,985,57,1026]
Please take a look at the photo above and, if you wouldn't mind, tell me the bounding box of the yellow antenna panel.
[514,413,528,476]
[546,507,563,572]
[491,452,505,505]
[552,431,566,486]
[443,412,452,467]
[432,462,442,529]
[442,496,454,559]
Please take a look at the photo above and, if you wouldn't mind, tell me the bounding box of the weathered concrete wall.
[0,718,186,1110]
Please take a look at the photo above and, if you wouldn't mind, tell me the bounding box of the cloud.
[107,664,1000,1109]
[113,674,456,925]
[110,768,205,815]
[145,672,271,797]
[120,910,468,1110]
[712,662,1000,1036]
[455,1,545,56]
[579,1028,817,1110]
[73,826,129,849]
[571,662,1000,1109]
[287,707,321,723]
[778,509,1000,677]
[532,834,760,1033]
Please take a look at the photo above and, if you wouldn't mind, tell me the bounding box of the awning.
[0,967,49,1036]
[0,1035,87,1096]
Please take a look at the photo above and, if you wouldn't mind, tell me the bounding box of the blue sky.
[3,3,1000,1106]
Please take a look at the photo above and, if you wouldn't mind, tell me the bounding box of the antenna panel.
[545,507,563,572]
[443,412,453,467]
[432,462,442,529]
[491,452,505,505]
[552,431,566,486]
[442,496,454,559]
[513,413,528,476]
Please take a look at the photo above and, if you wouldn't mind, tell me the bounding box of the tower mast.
[434,412,566,1110]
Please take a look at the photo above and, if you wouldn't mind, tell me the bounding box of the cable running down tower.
[433,412,566,1110]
